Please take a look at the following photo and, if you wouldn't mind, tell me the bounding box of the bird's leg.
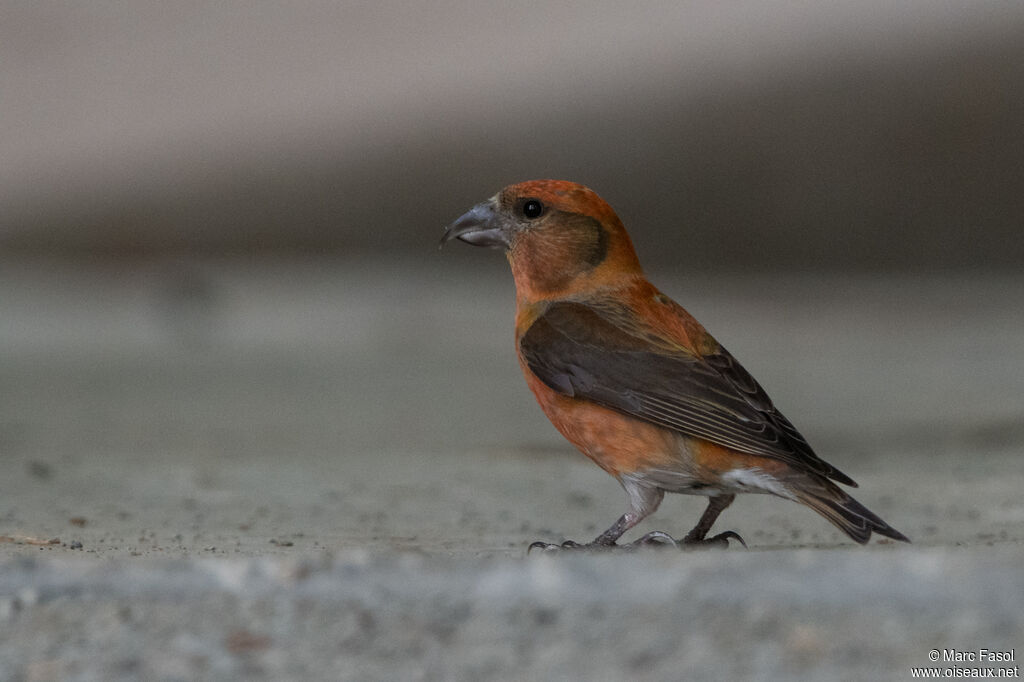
[528,481,663,553]
[680,494,746,549]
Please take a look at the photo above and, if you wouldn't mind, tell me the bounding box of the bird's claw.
[527,539,611,554]
[623,529,745,550]
[682,530,747,550]
[528,529,746,554]
[529,530,685,553]
[623,530,680,549]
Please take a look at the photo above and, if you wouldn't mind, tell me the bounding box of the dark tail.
[794,479,910,545]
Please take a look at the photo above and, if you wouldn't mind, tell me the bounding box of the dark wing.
[519,301,855,486]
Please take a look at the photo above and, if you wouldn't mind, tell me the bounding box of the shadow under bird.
[441,179,909,551]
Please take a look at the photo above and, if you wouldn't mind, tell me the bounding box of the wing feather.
[519,300,855,486]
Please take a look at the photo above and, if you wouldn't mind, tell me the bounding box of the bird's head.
[441,180,643,300]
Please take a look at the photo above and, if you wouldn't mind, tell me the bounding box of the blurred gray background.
[2,3,1023,680]
[3,1,1022,268]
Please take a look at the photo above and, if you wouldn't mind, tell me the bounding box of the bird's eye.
[522,199,543,219]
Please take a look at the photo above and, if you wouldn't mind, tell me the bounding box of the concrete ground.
[1,258,1022,680]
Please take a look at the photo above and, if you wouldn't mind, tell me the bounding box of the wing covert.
[519,300,855,486]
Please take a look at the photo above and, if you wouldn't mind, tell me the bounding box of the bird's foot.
[681,530,747,550]
[527,539,610,553]
[528,531,683,553]
[624,529,746,550]
[527,529,746,553]
[622,530,680,549]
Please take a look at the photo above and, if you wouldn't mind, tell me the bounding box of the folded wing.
[519,300,855,486]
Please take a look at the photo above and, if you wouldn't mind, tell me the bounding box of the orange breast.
[517,356,682,478]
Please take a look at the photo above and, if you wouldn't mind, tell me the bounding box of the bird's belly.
[620,469,724,496]
[634,446,795,499]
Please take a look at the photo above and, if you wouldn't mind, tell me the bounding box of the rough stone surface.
[0,260,1021,680]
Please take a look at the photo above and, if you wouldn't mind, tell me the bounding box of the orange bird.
[441,180,908,550]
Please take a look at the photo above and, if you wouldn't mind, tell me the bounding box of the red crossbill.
[442,179,908,550]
